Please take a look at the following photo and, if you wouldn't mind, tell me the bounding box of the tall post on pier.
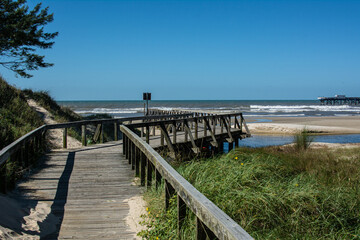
[143,92,152,116]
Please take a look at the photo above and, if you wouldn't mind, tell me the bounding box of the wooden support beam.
[159,123,176,157]
[183,120,200,153]
[221,117,234,143]
[234,116,241,129]
[241,116,251,136]
[93,124,101,142]
[204,119,218,147]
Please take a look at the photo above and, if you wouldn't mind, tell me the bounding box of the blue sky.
[2,0,360,100]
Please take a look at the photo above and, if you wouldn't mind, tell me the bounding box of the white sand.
[27,99,82,149]
[246,116,360,135]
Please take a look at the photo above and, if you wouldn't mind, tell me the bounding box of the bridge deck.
[8,124,247,239]
[11,142,143,239]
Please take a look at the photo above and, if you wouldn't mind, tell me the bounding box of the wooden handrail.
[125,113,245,129]
[45,113,193,129]
[121,125,253,239]
[0,125,47,166]
[0,113,193,167]
[0,113,193,193]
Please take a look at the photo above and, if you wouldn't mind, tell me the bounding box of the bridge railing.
[121,121,253,239]
[0,113,192,193]
[125,113,251,156]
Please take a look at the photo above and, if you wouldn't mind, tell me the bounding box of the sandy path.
[27,99,82,149]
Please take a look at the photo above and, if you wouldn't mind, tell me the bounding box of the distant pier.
[318,95,360,105]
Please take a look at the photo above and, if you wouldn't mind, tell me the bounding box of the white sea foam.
[250,105,360,113]
[75,107,144,114]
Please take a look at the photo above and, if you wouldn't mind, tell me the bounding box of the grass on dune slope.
[0,77,43,149]
[140,146,360,239]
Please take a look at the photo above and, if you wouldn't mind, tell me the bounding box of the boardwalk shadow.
[40,151,75,239]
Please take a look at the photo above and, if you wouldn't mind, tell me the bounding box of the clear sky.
[2,0,360,100]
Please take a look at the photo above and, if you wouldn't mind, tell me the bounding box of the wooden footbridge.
[0,111,253,239]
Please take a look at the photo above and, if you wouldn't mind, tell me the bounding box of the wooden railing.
[0,113,192,193]
[0,111,253,239]
[126,113,250,156]
[121,121,253,239]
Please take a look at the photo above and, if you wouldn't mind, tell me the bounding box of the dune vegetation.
[140,145,360,239]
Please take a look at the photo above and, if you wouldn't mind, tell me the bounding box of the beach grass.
[140,146,360,239]
[293,128,314,150]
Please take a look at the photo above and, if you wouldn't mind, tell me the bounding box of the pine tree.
[0,0,58,78]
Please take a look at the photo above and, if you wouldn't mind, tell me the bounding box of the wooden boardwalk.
[5,114,250,239]
[10,141,144,239]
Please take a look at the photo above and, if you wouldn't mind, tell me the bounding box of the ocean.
[57,100,360,146]
[57,100,360,118]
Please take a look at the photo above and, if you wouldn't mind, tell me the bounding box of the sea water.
[57,100,360,146]
[58,100,360,118]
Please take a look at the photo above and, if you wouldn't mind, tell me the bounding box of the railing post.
[178,194,187,238]
[63,128,67,149]
[123,134,126,156]
[212,117,216,135]
[203,119,207,137]
[131,142,135,169]
[160,130,164,146]
[128,140,132,165]
[146,125,150,143]
[228,142,233,152]
[155,168,162,189]
[81,125,87,146]
[146,159,153,187]
[195,118,198,139]
[0,160,7,193]
[165,179,175,210]
[140,152,146,186]
[135,147,140,176]
[240,115,243,132]
[114,123,118,141]
[172,124,177,144]
[196,217,216,240]
[100,123,104,144]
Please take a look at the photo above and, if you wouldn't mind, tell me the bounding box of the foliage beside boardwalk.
[0,77,43,149]
[141,146,360,239]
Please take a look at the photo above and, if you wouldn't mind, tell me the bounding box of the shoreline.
[245,116,360,136]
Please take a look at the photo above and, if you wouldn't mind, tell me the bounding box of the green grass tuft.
[141,146,360,239]
[293,128,314,151]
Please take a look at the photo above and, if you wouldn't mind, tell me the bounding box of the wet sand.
[245,116,360,135]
